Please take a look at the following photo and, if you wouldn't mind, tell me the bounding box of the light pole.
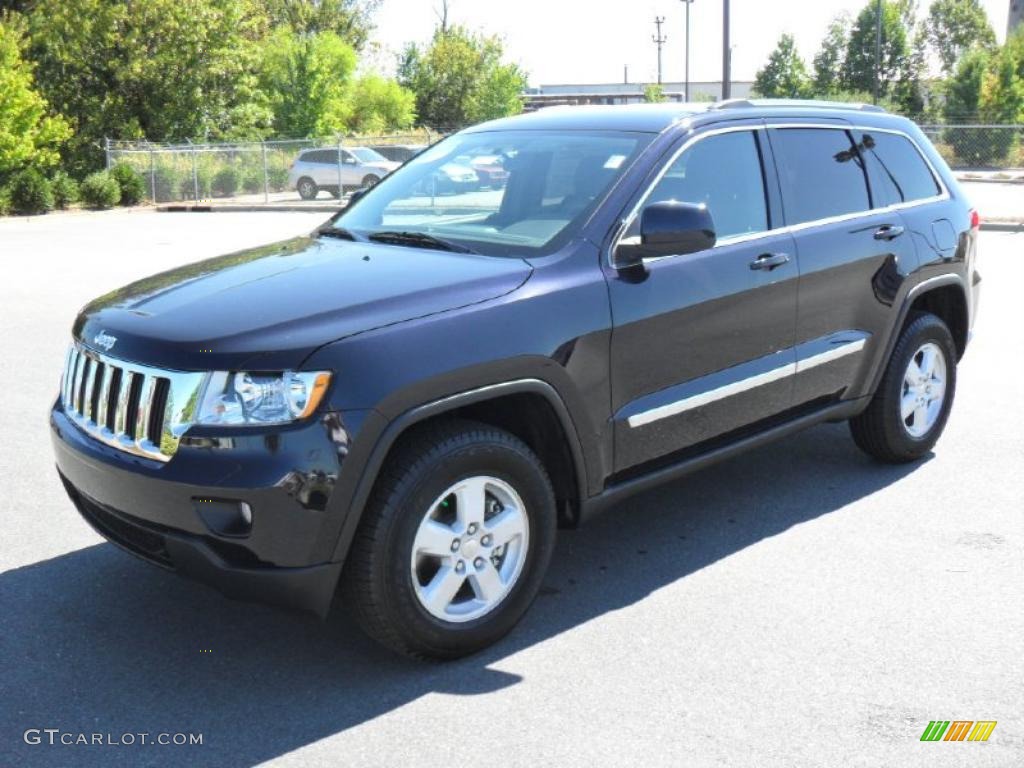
[873,0,882,104]
[652,16,667,85]
[722,0,731,100]
[681,0,694,101]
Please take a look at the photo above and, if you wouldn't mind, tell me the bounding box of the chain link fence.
[105,123,1024,207]
[105,131,439,206]
[917,124,1024,171]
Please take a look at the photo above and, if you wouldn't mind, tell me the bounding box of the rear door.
[607,124,799,472]
[767,124,920,407]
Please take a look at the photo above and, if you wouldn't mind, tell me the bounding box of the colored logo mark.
[920,720,997,742]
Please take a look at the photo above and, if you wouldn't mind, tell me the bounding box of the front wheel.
[296,177,318,200]
[849,312,957,463]
[341,419,557,659]
[361,174,381,189]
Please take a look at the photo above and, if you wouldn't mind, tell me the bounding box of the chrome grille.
[60,343,207,462]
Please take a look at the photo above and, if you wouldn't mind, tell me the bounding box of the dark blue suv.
[51,100,980,658]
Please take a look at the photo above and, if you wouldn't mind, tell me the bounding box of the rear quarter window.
[859,131,941,206]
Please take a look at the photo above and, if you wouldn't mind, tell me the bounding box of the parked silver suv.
[288,147,399,200]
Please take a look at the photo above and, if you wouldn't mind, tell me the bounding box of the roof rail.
[710,98,887,114]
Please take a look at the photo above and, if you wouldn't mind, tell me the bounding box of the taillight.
[970,209,980,230]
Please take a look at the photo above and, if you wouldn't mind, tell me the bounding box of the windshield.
[330,130,651,256]
[350,147,388,163]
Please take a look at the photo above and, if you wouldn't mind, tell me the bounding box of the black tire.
[340,419,557,660]
[361,174,381,188]
[849,312,957,463]
[296,177,318,200]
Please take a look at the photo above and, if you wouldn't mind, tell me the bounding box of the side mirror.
[345,187,369,208]
[615,201,716,268]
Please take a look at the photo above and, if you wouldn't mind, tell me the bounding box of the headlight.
[196,371,331,426]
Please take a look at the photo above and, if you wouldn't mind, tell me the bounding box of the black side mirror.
[345,187,369,208]
[615,200,716,268]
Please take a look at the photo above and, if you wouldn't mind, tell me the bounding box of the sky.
[369,0,1012,86]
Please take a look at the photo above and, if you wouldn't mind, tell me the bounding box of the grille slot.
[59,342,206,463]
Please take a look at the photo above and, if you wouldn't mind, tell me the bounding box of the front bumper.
[51,400,367,617]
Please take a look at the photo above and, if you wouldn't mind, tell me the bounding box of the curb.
[158,204,342,213]
[957,177,1024,185]
[980,221,1024,232]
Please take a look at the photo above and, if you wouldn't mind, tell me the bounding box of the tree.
[27,0,272,173]
[346,74,416,134]
[643,84,666,103]
[398,26,527,129]
[260,0,380,51]
[925,0,996,75]
[754,33,810,98]
[0,18,70,180]
[842,1,910,97]
[813,14,851,96]
[942,47,1001,164]
[258,27,357,136]
[979,28,1024,124]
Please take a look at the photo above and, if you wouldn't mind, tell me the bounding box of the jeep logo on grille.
[93,331,117,352]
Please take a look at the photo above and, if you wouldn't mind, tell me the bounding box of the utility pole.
[652,16,667,85]
[681,0,694,101]
[873,0,882,104]
[722,0,731,99]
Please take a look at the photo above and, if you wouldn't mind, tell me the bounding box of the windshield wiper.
[367,230,475,253]
[316,225,357,241]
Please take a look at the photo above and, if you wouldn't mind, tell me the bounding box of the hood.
[74,236,532,371]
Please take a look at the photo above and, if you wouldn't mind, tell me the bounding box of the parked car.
[52,100,979,660]
[288,146,399,199]
[466,154,509,188]
[370,144,427,163]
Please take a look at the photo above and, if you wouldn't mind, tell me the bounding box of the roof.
[466,99,899,135]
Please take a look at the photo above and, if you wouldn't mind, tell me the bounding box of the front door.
[607,126,799,472]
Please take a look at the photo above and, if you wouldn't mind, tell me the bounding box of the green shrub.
[240,165,264,194]
[79,171,121,209]
[212,165,240,197]
[0,186,11,216]
[8,168,54,214]
[50,171,79,209]
[153,163,183,202]
[109,162,146,205]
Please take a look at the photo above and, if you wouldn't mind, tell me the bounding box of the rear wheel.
[341,419,557,659]
[849,312,957,463]
[296,177,318,200]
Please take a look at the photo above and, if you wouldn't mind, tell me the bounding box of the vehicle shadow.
[1,422,925,767]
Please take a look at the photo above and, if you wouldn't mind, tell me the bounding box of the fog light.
[193,497,253,537]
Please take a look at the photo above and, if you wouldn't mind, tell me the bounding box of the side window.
[770,128,870,225]
[636,130,768,240]
[859,131,941,206]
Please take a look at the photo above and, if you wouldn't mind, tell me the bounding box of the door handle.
[874,224,905,241]
[750,252,790,270]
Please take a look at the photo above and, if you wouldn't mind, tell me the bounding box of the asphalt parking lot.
[0,210,1020,767]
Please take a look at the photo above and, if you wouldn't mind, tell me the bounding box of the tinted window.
[301,150,335,164]
[770,128,870,225]
[640,130,768,240]
[860,131,941,206]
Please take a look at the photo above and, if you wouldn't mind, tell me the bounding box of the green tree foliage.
[50,170,78,208]
[346,74,416,134]
[26,0,273,174]
[813,14,851,95]
[643,84,666,103]
[843,1,910,97]
[261,0,379,50]
[941,47,1003,163]
[258,27,357,136]
[925,0,996,75]
[754,33,810,98]
[399,26,527,129]
[0,19,69,179]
